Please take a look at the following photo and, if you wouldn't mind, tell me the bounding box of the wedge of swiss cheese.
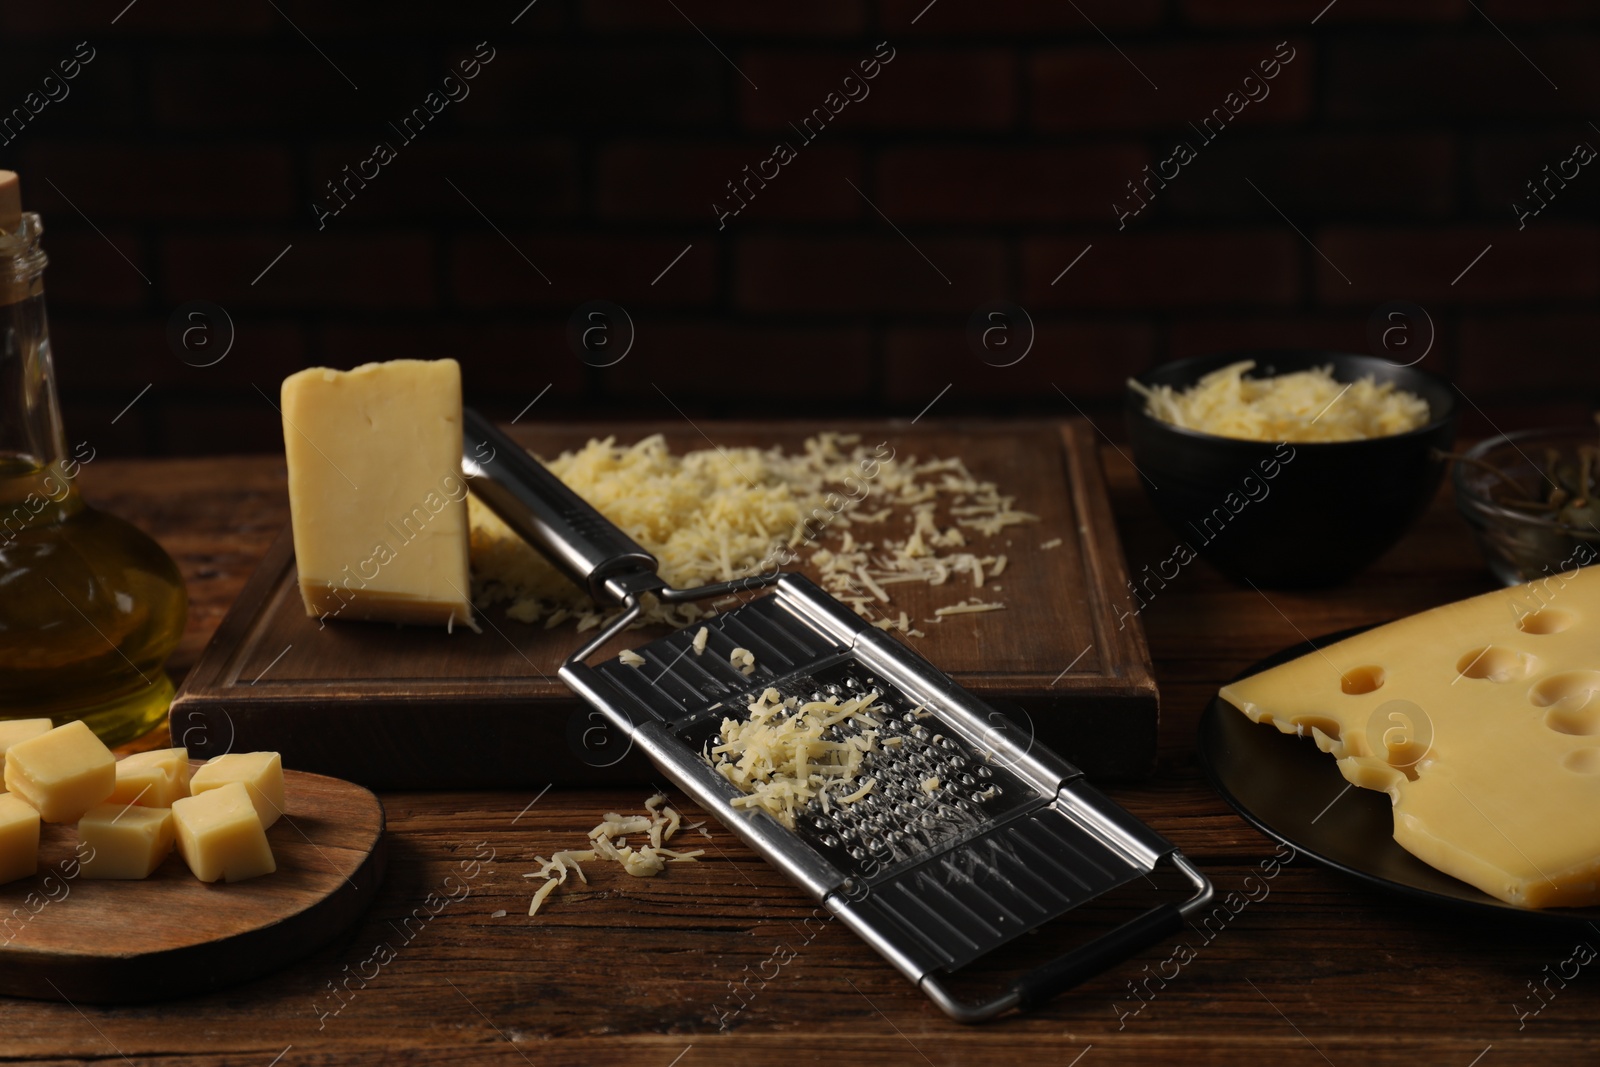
[281,359,473,628]
[1220,565,1600,908]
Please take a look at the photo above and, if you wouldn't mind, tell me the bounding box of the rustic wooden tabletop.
[7,441,1594,1067]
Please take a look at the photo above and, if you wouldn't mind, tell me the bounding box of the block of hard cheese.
[79,803,175,879]
[172,781,275,883]
[109,747,190,808]
[3,720,115,823]
[1220,564,1600,908]
[281,359,473,628]
[0,719,53,793]
[0,794,40,885]
[191,752,284,828]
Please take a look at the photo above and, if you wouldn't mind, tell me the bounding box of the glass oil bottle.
[0,172,186,746]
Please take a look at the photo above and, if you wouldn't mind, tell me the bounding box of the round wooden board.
[0,765,386,1004]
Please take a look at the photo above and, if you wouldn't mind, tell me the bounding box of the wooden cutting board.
[0,765,385,1003]
[170,419,1155,787]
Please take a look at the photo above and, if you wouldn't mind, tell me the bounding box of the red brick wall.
[0,0,1594,454]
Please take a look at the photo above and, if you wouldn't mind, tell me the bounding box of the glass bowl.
[1453,426,1600,587]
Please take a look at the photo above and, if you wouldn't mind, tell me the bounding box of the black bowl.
[1125,350,1459,587]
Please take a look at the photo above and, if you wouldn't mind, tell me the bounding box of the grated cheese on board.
[467,433,1040,636]
[1129,360,1430,443]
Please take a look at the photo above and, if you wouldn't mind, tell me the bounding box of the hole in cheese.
[1340,665,1386,696]
[1564,748,1600,774]
[1455,645,1536,683]
[1530,670,1600,710]
[1518,609,1576,635]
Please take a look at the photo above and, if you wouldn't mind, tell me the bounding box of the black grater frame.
[464,411,1213,1022]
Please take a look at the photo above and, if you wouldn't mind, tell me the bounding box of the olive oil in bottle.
[0,171,186,746]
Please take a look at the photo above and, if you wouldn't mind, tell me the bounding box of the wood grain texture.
[168,420,1158,787]
[9,437,1589,1066]
[0,766,385,1004]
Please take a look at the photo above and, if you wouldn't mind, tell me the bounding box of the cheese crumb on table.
[0,794,40,885]
[172,781,276,884]
[524,794,704,917]
[191,752,285,829]
[0,719,52,794]
[3,720,115,823]
[79,803,175,880]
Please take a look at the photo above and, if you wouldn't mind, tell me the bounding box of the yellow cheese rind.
[172,781,276,883]
[281,359,472,629]
[1220,566,1600,908]
[0,719,53,794]
[78,803,175,880]
[190,752,284,829]
[109,747,190,808]
[3,721,115,823]
[0,793,41,885]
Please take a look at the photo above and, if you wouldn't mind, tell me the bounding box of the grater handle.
[1008,902,1184,1011]
[462,408,662,606]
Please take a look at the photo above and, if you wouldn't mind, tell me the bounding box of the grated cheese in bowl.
[468,433,1039,635]
[1129,360,1431,443]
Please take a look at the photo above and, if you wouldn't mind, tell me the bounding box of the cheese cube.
[190,752,284,829]
[281,359,473,628]
[0,719,53,793]
[0,794,41,885]
[109,747,191,808]
[3,720,115,823]
[172,782,275,883]
[78,803,175,880]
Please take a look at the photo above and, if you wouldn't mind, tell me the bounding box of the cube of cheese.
[190,752,284,829]
[109,747,191,809]
[78,803,175,880]
[172,782,275,883]
[0,794,41,885]
[0,719,53,793]
[281,359,473,628]
[3,720,115,823]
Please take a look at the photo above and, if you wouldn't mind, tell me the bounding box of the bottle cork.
[0,171,19,235]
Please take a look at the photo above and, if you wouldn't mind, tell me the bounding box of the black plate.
[1197,628,1600,927]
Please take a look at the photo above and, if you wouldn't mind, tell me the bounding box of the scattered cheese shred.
[618,649,645,668]
[467,433,1037,636]
[933,598,1006,617]
[730,647,756,677]
[692,627,709,655]
[1129,360,1431,443]
[524,794,704,918]
[1040,538,1063,550]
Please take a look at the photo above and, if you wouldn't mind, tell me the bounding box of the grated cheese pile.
[524,794,705,917]
[707,687,888,830]
[1129,360,1431,443]
[467,433,1039,635]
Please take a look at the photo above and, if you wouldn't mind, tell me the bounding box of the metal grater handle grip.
[462,409,662,606]
[1009,903,1183,1011]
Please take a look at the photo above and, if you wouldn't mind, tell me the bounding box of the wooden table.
[7,445,1594,1067]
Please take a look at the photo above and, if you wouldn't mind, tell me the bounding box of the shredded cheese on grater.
[1129,360,1430,443]
[707,687,886,829]
[524,793,704,917]
[467,433,1041,636]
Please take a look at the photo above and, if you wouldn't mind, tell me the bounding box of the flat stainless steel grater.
[463,411,1214,1023]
